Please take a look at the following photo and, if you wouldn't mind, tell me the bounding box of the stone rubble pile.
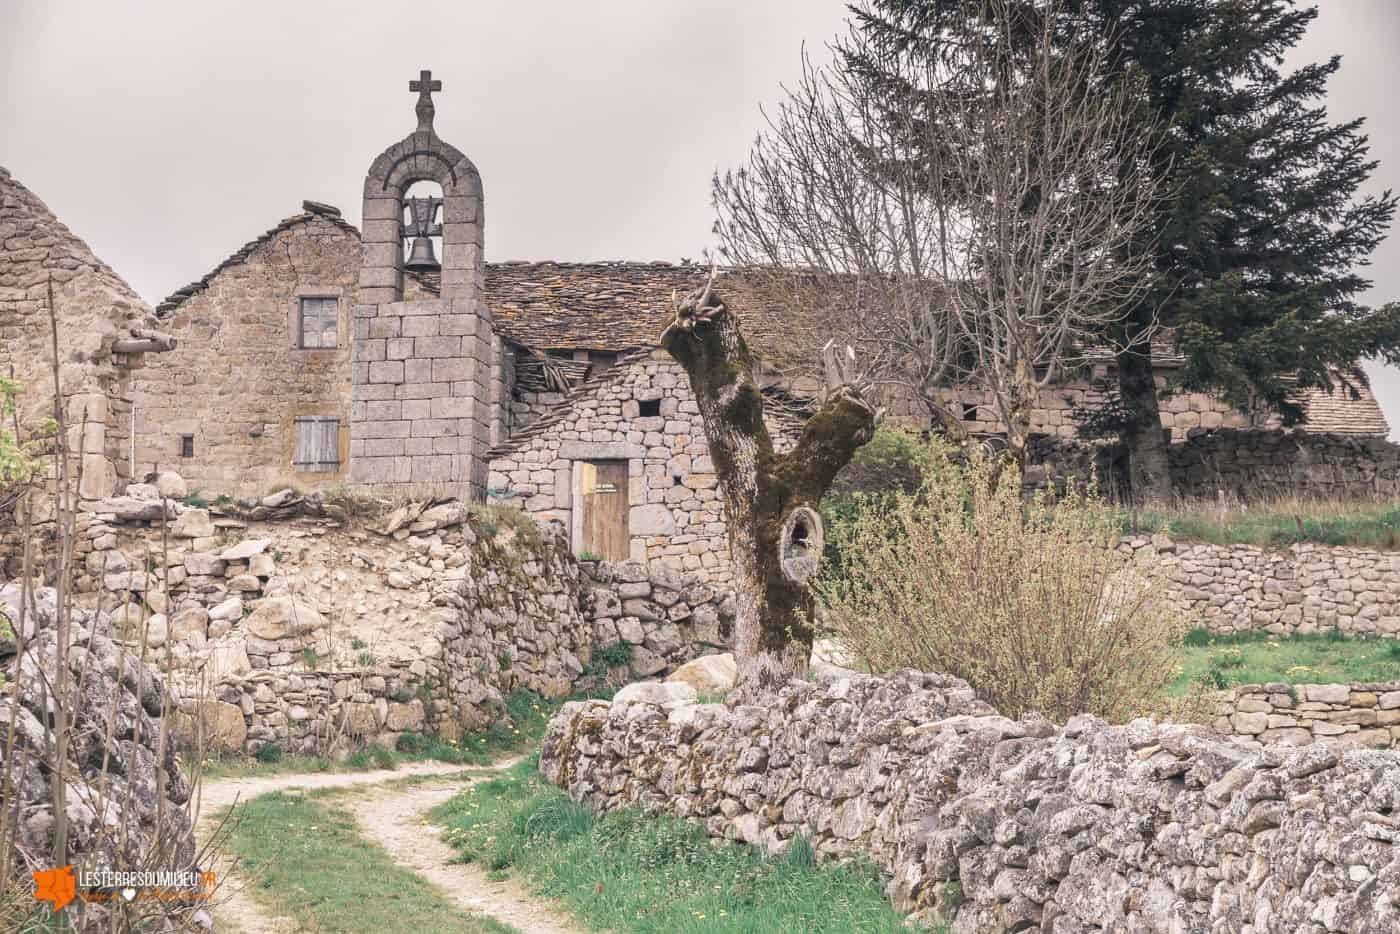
[542,669,1400,933]
[11,477,735,756]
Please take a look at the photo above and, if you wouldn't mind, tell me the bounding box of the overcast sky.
[3,0,1398,438]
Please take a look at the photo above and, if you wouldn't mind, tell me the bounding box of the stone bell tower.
[350,69,493,497]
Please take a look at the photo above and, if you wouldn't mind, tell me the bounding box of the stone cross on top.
[410,69,442,132]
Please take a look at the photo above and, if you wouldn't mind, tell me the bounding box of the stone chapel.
[2,71,1392,581]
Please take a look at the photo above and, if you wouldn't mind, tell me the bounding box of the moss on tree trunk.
[662,274,878,692]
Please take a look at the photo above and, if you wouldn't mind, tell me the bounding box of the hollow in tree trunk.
[661,271,881,693]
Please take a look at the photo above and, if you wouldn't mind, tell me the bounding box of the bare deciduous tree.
[715,0,1165,466]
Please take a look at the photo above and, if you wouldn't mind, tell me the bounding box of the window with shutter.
[298,297,338,348]
[293,416,340,471]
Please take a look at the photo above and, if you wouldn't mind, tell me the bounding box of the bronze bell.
[402,195,443,271]
[404,235,440,270]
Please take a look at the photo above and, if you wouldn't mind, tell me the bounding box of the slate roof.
[412,262,805,371]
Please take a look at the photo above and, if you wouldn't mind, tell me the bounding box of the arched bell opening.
[779,505,824,585]
[401,180,445,274]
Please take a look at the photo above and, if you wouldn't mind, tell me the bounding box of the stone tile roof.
[1293,380,1390,437]
[0,165,152,313]
[415,262,802,369]
[154,201,358,314]
[0,165,159,376]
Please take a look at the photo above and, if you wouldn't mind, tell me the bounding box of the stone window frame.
[289,287,347,351]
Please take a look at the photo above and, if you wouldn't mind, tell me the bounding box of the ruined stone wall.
[1216,681,1400,749]
[1120,537,1400,638]
[49,492,731,755]
[541,670,1400,933]
[1030,429,1400,501]
[0,166,166,502]
[487,351,735,583]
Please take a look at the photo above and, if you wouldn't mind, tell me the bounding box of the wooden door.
[579,460,629,561]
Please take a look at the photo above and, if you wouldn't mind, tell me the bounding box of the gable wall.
[129,218,436,497]
[486,351,737,584]
[0,167,161,502]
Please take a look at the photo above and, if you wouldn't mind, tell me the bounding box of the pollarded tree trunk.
[661,271,880,693]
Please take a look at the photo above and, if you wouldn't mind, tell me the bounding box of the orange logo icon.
[33,865,77,913]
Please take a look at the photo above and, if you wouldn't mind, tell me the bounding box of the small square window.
[638,399,661,418]
[298,297,338,349]
[961,402,978,421]
[179,434,194,458]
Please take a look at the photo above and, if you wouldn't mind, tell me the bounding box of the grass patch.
[1118,497,1400,549]
[224,792,512,934]
[1171,629,1400,694]
[433,758,909,933]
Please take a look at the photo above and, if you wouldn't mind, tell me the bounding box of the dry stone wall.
[1031,430,1400,501]
[1120,537,1400,637]
[580,558,734,680]
[542,670,1400,933]
[1,586,204,931]
[487,351,734,583]
[24,488,733,756]
[1216,682,1400,750]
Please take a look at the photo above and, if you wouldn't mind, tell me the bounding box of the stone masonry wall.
[1216,681,1400,749]
[1120,536,1400,637]
[32,487,733,756]
[1032,429,1400,502]
[580,558,734,680]
[349,296,495,497]
[1,165,166,502]
[487,351,734,584]
[542,670,1400,933]
[132,212,360,494]
[129,209,440,498]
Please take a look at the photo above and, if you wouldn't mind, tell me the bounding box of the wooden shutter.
[294,416,339,471]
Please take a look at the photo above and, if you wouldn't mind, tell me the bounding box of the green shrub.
[819,441,1190,722]
[255,743,283,764]
[396,732,428,755]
